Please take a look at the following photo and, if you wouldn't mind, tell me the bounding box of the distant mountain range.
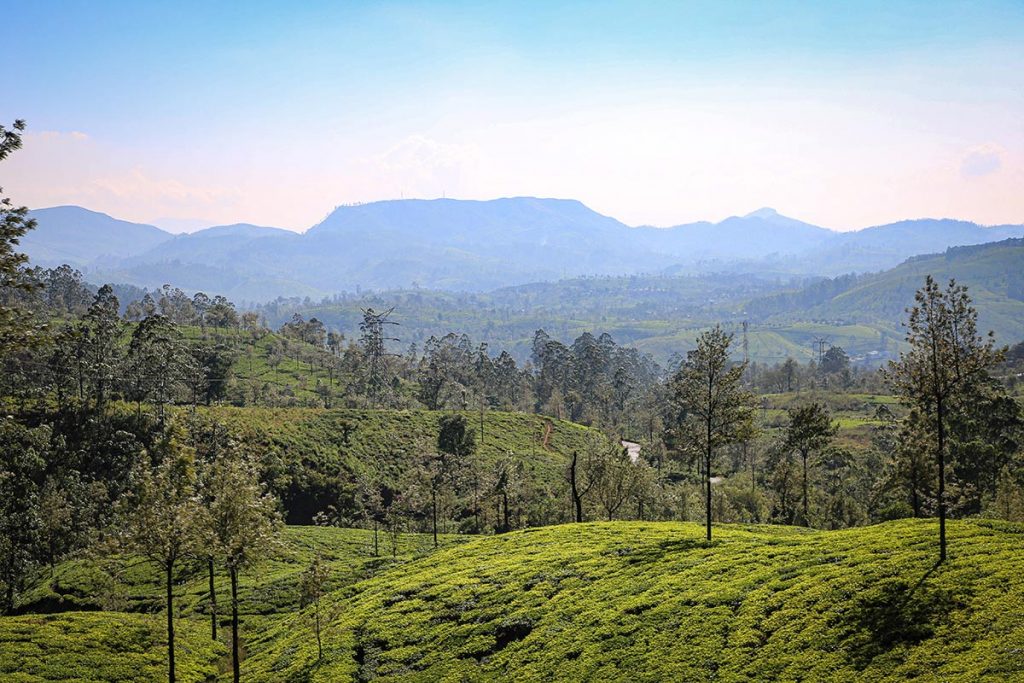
[23,199,1024,301]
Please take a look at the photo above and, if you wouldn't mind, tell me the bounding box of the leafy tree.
[886,276,1002,562]
[821,346,850,375]
[299,552,332,661]
[199,452,282,683]
[438,414,476,459]
[784,402,837,525]
[593,446,643,521]
[0,419,47,613]
[81,285,123,407]
[356,473,386,556]
[412,447,463,548]
[190,341,235,405]
[120,431,201,683]
[669,326,755,540]
[0,120,41,357]
[38,473,78,574]
[125,314,185,420]
[766,441,799,525]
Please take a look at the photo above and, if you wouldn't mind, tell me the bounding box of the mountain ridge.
[23,199,1024,300]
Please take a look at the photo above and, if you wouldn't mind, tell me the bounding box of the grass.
[240,519,1024,682]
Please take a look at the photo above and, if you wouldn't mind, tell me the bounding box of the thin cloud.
[960,144,1004,178]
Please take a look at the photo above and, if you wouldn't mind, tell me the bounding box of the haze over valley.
[3,2,1024,682]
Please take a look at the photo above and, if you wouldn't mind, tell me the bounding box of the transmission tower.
[812,336,830,364]
[742,320,750,363]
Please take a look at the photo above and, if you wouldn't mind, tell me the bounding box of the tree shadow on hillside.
[842,562,965,670]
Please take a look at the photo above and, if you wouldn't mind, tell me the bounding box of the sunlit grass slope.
[197,407,599,521]
[6,528,463,682]
[0,611,224,682]
[18,527,465,619]
[246,519,1024,682]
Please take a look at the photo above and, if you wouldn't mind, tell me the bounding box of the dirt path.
[542,421,553,450]
[621,440,641,463]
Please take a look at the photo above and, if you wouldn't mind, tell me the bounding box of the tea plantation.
[8,520,1016,681]
[240,519,1024,682]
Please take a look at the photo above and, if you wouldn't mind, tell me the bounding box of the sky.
[2,0,1023,232]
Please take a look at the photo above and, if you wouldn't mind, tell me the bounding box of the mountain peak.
[745,207,780,219]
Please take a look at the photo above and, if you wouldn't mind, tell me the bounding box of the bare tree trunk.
[230,566,240,683]
[801,449,809,526]
[315,598,322,660]
[569,451,583,523]
[166,563,176,683]
[937,397,947,563]
[208,559,217,641]
[431,488,438,548]
[705,420,713,542]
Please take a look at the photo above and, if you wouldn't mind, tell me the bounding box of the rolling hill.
[6,519,1022,681]
[748,238,1024,346]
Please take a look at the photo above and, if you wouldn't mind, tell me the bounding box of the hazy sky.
[3,0,1023,232]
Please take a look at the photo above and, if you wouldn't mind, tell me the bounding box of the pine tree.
[886,276,1002,562]
[0,120,41,358]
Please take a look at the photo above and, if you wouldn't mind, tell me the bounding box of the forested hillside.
[247,238,1024,365]
[749,239,1024,344]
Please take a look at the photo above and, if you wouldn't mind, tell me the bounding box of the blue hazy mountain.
[23,199,1024,300]
[23,206,173,267]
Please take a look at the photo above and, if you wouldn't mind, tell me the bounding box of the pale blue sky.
[3,1,1023,230]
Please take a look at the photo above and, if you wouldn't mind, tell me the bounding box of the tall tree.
[886,276,1002,562]
[784,402,837,526]
[125,314,185,420]
[200,453,282,683]
[594,446,643,521]
[669,326,755,541]
[0,120,41,357]
[299,552,332,662]
[0,420,47,613]
[121,431,201,683]
[81,285,123,407]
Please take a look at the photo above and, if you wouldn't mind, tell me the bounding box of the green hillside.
[4,527,459,683]
[0,612,224,683]
[245,520,1024,682]
[195,407,603,523]
[753,239,1024,347]
[4,520,1023,681]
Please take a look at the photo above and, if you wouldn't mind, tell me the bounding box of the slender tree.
[784,402,837,525]
[200,453,282,682]
[886,276,1002,562]
[121,432,201,683]
[299,552,332,662]
[670,326,755,541]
